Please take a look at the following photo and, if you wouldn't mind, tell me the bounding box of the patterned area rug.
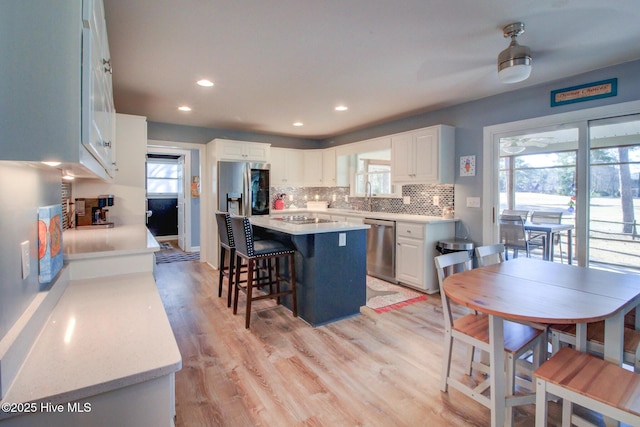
[366,276,427,313]
[155,242,200,264]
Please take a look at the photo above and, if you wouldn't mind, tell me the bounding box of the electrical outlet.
[433,195,440,206]
[403,196,410,204]
[332,194,337,202]
[344,195,349,202]
[338,233,346,246]
[20,240,30,279]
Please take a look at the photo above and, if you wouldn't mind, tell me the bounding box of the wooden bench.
[534,347,640,427]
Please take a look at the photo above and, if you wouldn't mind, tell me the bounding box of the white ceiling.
[103,0,640,139]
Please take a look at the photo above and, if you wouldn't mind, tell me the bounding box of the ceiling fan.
[500,136,552,154]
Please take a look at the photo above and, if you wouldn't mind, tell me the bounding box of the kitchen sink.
[276,215,336,225]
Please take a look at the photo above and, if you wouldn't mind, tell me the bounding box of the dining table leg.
[488,315,507,427]
[566,229,573,265]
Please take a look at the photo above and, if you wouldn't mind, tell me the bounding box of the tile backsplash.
[271,183,454,216]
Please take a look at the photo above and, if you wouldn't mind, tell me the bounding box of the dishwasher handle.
[364,218,395,227]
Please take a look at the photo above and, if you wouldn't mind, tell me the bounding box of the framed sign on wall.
[460,155,476,177]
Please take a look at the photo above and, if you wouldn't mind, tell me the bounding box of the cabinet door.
[322,148,336,187]
[218,141,246,160]
[303,150,324,186]
[396,236,425,289]
[413,127,439,182]
[271,148,302,186]
[391,133,414,182]
[83,0,115,175]
[244,142,270,162]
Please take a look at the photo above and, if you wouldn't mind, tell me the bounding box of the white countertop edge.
[270,208,459,224]
[63,226,160,261]
[0,272,181,418]
[251,217,369,235]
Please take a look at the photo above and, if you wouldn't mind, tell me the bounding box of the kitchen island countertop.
[250,215,369,235]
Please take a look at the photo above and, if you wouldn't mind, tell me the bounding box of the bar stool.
[229,216,297,329]
[215,211,239,307]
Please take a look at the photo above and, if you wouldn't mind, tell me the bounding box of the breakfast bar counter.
[250,216,369,326]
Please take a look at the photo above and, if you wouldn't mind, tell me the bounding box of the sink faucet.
[365,181,372,212]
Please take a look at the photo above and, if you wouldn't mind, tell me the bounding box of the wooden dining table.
[443,258,640,427]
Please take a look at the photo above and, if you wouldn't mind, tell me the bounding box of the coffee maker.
[75,195,115,228]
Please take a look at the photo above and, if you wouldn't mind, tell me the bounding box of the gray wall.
[0,162,62,339]
[147,121,320,149]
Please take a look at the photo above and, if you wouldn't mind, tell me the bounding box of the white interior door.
[177,155,186,251]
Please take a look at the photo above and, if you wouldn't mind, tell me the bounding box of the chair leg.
[227,248,235,307]
[506,352,516,425]
[245,259,255,329]
[275,258,281,305]
[464,345,474,375]
[218,246,226,298]
[441,332,453,392]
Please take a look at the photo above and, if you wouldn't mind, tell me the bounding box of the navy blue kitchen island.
[250,216,369,326]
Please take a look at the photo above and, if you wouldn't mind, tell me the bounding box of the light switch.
[433,195,440,206]
[20,240,30,279]
[338,233,346,246]
[466,197,481,208]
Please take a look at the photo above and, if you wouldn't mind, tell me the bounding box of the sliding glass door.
[588,115,640,271]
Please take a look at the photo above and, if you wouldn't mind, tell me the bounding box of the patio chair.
[501,209,530,222]
[499,214,531,260]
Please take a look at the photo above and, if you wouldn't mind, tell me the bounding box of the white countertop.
[63,225,160,260]
[271,208,458,224]
[251,215,370,235]
[0,272,181,417]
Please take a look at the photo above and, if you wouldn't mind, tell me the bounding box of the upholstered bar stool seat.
[229,216,297,329]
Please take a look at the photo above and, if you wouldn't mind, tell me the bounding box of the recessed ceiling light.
[62,174,75,181]
[293,122,303,127]
[335,105,348,111]
[197,79,214,87]
[178,106,192,112]
[41,161,61,167]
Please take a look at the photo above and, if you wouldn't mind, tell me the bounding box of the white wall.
[73,114,147,226]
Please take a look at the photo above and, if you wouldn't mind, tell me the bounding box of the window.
[146,156,180,195]
[353,149,397,196]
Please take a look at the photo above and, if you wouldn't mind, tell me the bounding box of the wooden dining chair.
[549,321,640,372]
[475,243,505,267]
[434,251,545,423]
[529,210,564,262]
[499,214,531,260]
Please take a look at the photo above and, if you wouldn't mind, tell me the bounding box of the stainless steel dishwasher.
[364,218,396,282]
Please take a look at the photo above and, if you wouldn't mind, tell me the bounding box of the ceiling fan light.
[501,144,526,154]
[497,22,532,84]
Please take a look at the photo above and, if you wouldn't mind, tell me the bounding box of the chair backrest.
[502,209,530,222]
[215,211,234,248]
[531,210,563,224]
[475,243,505,267]
[434,251,472,330]
[229,215,255,257]
[499,214,528,249]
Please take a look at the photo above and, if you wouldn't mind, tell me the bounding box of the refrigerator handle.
[244,164,251,216]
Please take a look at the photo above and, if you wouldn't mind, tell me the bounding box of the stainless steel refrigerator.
[218,161,270,216]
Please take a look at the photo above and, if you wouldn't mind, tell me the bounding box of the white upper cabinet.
[215,139,270,162]
[303,150,324,186]
[270,147,303,186]
[391,125,455,184]
[0,0,115,180]
[322,148,337,187]
[82,0,115,176]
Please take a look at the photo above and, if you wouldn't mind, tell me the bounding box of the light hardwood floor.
[155,260,569,427]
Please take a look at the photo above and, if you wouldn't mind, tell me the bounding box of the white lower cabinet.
[396,221,455,293]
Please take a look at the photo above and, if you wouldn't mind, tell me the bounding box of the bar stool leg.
[245,259,255,329]
[218,246,226,298]
[289,253,297,317]
[227,248,235,307]
[233,254,242,315]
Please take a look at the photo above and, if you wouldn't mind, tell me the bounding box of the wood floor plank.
[154,260,575,427]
